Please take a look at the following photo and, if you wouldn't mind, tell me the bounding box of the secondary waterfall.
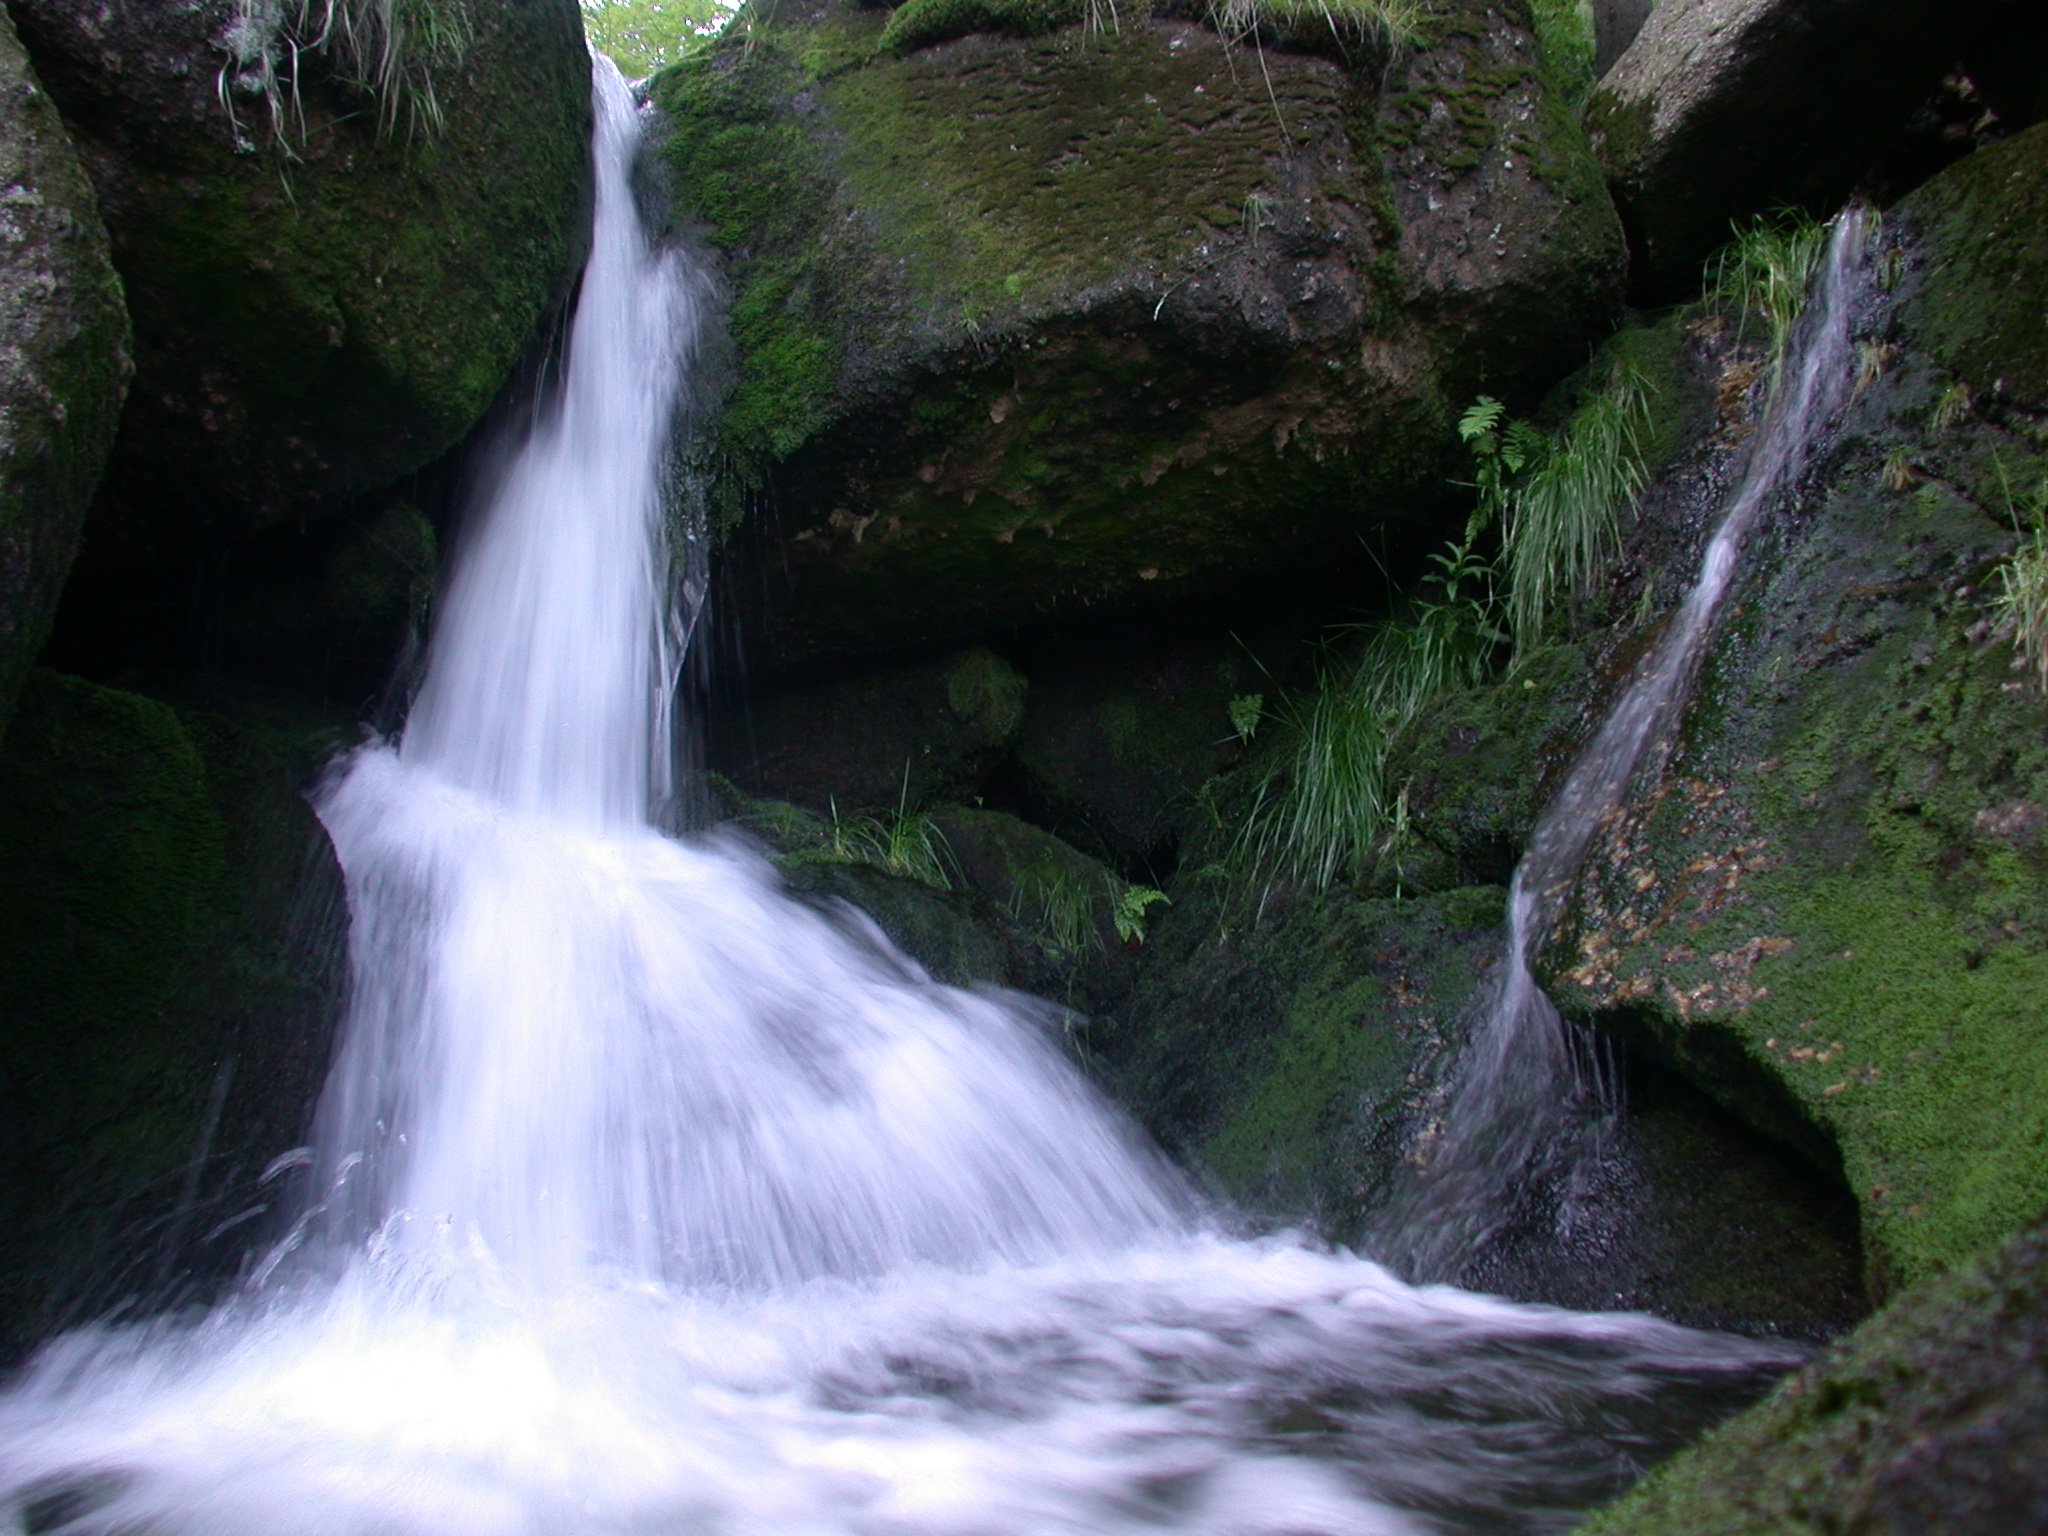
[1378,212,1875,1279]
[0,59,1806,1536]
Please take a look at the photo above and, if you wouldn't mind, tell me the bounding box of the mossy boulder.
[1582,1213,2048,1535]
[1904,120,2048,414]
[1586,0,2041,302]
[0,9,130,743]
[6,0,590,549]
[1541,131,2048,1298]
[1109,877,1505,1227]
[928,803,1142,1007]
[1107,867,1863,1333]
[0,670,346,1356]
[655,0,1623,666]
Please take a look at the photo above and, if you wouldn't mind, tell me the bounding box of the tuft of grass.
[226,0,475,139]
[1997,528,2048,694]
[729,772,956,888]
[1463,367,1653,659]
[1881,446,1916,492]
[1710,209,1829,373]
[1932,381,1975,434]
[1991,452,2048,691]
[1239,525,1503,890]
[1010,866,1099,957]
[818,796,955,887]
[1206,0,1426,52]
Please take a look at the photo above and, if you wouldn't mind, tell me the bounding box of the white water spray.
[0,59,1802,1536]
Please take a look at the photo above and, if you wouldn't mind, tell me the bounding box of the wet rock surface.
[0,671,346,1360]
[1583,1213,2048,1535]
[0,8,129,741]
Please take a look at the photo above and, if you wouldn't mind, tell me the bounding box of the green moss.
[1581,1215,2048,1535]
[1901,121,2048,412]
[0,671,344,1349]
[653,41,850,500]
[879,0,1087,53]
[1111,879,1502,1226]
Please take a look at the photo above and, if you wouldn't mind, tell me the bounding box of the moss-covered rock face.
[1581,1213,2048,1536]
[1111,878,1504,1228]
[656,0,1623,665]
[1108,869,1864,1335]
[0,671,345,1357]
[1905,121,2048,414]
[1541,127,2048,1299]
[6,0,590,548]
[0,10,130,743]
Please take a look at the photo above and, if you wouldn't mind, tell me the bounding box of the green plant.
[1997,525,2048,694]
[1228,692,1265,743]
[1710,209,1829,373]
[1464,367,1653,657]
[1112,883,1170,945]
[1991,450,2048,691]
[821,793,955,887]
[1881,445,1916,493]
[227,0,476,137]
[1239,518,1504,890]
[1010,866,1098,957]
[1933,381,1975,434]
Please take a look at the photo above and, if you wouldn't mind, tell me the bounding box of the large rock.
[0,8,129,742]
[657,0,1623,668]
[0,670,346,1356]
[1543,125,2048,1297]
[1582,1214,2048,1535]
[6,0,591,549]
[1587,0,2036,301]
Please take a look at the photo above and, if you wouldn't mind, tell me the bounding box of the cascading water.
[0,60,1807,1536]
[1377,212,1875,1280]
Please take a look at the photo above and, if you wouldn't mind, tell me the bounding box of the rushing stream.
[0,62,1814,1536]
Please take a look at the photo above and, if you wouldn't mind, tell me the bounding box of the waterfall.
[0,58,1806,1536]
[1377,212,1875,1279]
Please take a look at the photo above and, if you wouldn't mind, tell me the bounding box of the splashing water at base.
[0,59,1804,1536]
